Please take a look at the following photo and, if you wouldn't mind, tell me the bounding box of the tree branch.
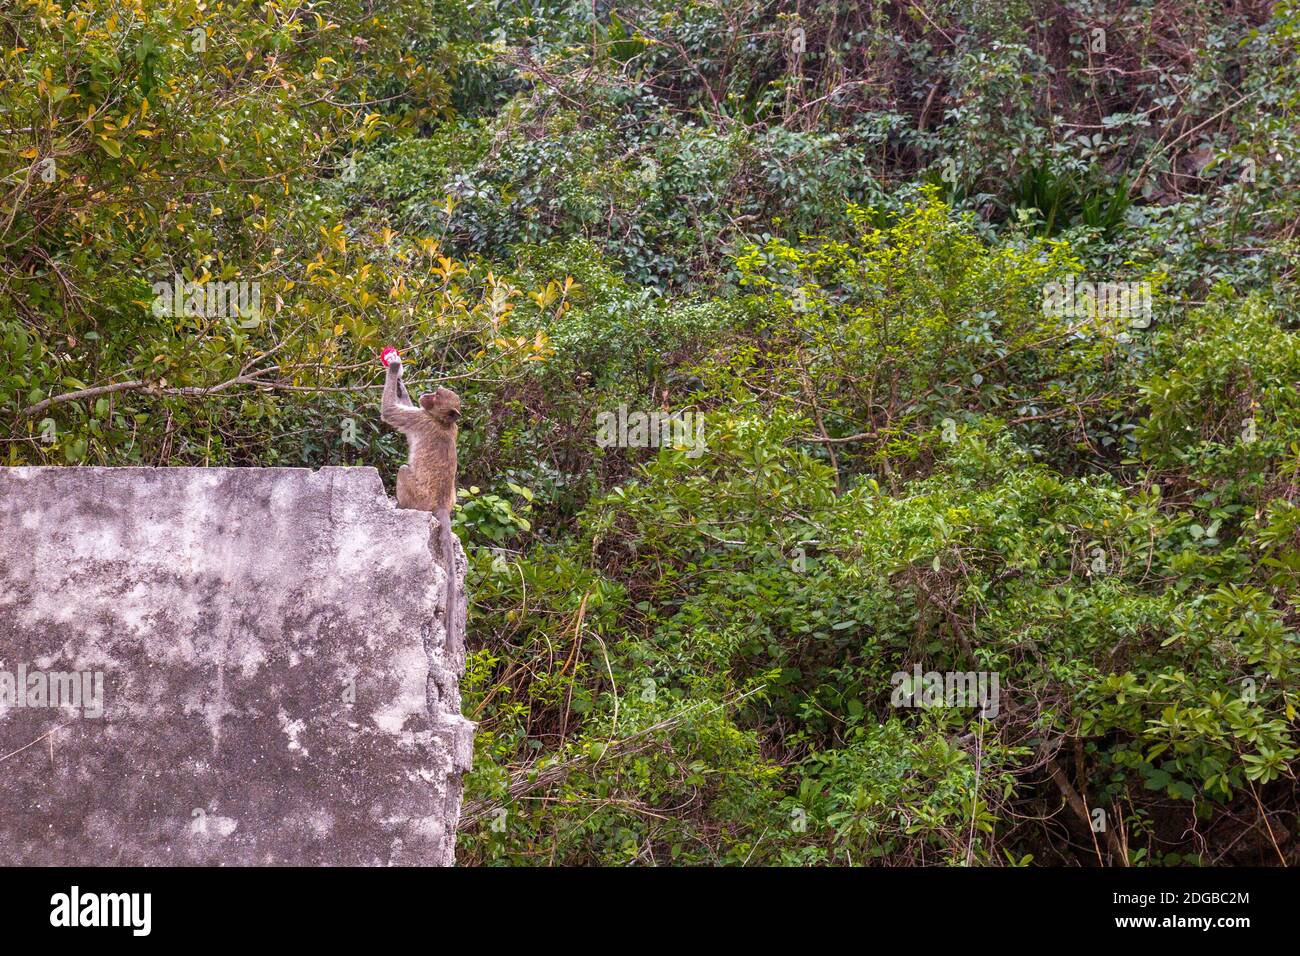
[16,367,280,419]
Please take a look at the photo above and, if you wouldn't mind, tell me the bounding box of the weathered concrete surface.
[0,466,474,866]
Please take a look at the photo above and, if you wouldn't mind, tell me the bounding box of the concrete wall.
[0,466,474,866]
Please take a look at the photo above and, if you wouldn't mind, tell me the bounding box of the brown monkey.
[381,354,462,653]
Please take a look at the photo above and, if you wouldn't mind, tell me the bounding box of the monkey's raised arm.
[381,359,425,430]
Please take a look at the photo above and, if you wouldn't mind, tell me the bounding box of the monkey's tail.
[435,508,458,655]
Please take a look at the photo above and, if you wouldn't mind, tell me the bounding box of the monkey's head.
[419,386,461,427]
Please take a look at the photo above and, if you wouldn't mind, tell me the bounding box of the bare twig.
[459,686,764,828]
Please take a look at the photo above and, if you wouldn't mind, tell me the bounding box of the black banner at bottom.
[0,865,1276,941]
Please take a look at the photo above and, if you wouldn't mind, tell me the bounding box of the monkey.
[381,353,463,655]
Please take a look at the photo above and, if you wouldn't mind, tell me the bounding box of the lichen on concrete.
[0,466,474,866]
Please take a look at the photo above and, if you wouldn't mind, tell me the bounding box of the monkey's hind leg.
[396,464,417,509]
